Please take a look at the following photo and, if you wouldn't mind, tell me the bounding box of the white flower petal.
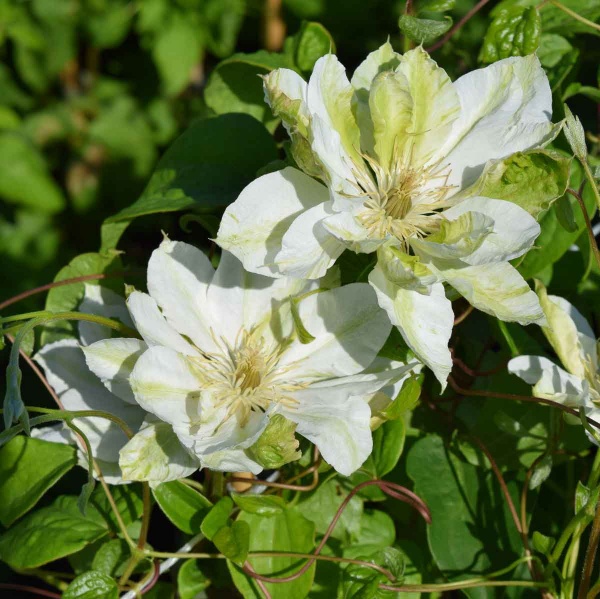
[147,239,217,352]
[508,355,586,406]
[82,338,147,404]
[34,339,145,463]
[206,251,308,345]
[199,449,263,475]
[321,207,379,253]
[284,392,370,476]
[126,291,199,356]
[351,41,402,93]
[442,197,540,264]
[395,47,460,167]
[276,202,346,279]
[216,167,330,277]
[263,67,309,133]
[78,285,133,346]
[546,294,597,375]
[119,419,198,484]
[434,262,544,325]
[279,283,392,379]
[369,265,453,387]
[307,54,361,175]
[129,345,201,428]
[444,55,555,190]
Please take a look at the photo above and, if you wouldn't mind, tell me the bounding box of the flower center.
[189,330,303,427]
[350,154,455,248]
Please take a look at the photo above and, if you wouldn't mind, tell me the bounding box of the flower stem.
[567,188,600,272]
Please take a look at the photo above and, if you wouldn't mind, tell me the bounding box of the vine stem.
[579,495,600,598]
[567,188,600,271]
[447,376,600,430]
[427,0,492,53]
[0,271,138,312]
[380,580,547,592]
[0,584,61,598]
[540,0,600,33]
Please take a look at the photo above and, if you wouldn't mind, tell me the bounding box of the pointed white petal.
[199,449,263,475]
[307,54,361,168]
[82,338,147,404]
[126,291,199,356]
[395,47,460,167]
[508,355,586,406]
[435,262,544,325]
[276,202,346,279]
[129,345,200,427]
[147,239,217,352]
[263,67,310,133]
[444,55,555,190]
[206,251,308,345]
[539,290,597,378]
[351,42,402,92]
[369,265,453,387]
[442,197,540,264]
[119,419,198,484]
[216,167,330,277]
[283,393,370,476]
[279,283,392,380]
[78,285,133,346]
[34,339,145,463]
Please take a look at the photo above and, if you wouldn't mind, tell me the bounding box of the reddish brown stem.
[427,0,493,53]
[0,271,131,311]
[243,479,430,586]
[0,583,61,598]
[447,376,600,430]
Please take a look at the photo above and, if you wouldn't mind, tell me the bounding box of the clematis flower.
[508,284,600,444]
[83,239,417,478]
[216,44,559,385]
[32,285,193,485]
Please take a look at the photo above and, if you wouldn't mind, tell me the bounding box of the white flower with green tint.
[33,285,154,484]
[216,44,560,385]
[509,284,600,444]
[84,239,417,478]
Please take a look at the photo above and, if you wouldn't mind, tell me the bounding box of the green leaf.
[63,570,119,599]
[0,496,108,569]
[204,51,295,129]
[398,15,452,44]
[229,508,316,599]
[232,494,286,516]
[104,114,278,230]
[518,159,597,280]
[532,531,555,555]
[416,0,455,12]
[91,539,130,577]
[40,250,124,345]
[153,12,203,96]
[354,509,396,549]
[0,132,65,213]
[83,0,133,49]
[289,21,335,72]
[576,481,591,513]
[479,6,541,64]
[89,484,143,533]
[537,33,573,68]
[381,374,423,420]
[369,419,406,478]
[153,480,212,535]
[538,0,600,37]
[177,559,210,599]
[529,455,553,489]
[213,520,250,566]
[0,435,76,526]
[407,435,522,596]
[248,414,302,470]
[555,196,578,232]
[476,150,571,220]
[296,477,363,543]
[201,497,234,540]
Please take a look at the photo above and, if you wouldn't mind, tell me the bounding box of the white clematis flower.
[216,44,558,386]
[85,239,418,478]
[508,285,600,444]
[32,285,196,485]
